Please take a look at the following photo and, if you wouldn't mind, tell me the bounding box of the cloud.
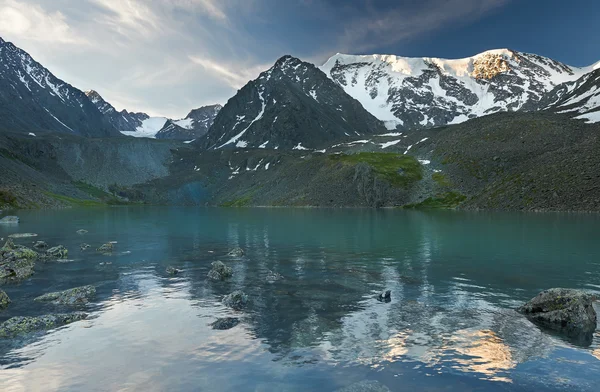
[189,56,270,89]
[0,0,87,45]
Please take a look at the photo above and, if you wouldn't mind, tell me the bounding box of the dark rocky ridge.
[85,90,150,134]
[199,55,386,150]
[156,104,222,140]
[0,38,120,137]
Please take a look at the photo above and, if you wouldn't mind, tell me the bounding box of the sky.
[0,0,598,118]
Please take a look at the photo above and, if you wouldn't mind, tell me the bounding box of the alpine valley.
[1,36,599,211]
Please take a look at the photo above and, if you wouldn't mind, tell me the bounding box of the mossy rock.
[207,261,233,281]
[0,313,88,338]
[34,285,96,306]
[0,289,10,310]
[47,245,68,259]
[222,290,248,310]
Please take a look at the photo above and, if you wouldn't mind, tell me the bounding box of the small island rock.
[210,317,240,330]
[0,313,88,338]
[222,290,248,310]
[34,285,96,305]
[207,261,233,281]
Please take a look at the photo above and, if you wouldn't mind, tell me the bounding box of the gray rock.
[227,247,245,257]
[8,233,37,239]
[0,289,10,310]
[377,290,391,302]
[222,290,248,310]
[518,288,597,338]
[34,285,96,306]
[80,243,90,251]
[33,241,48,250]
[210,317,240,330]
[0,313,88,338]
[166,266,182,275]
[266,270,284,283]
[207,261,233,281]
[97,243,114,254]
[335,380,391,392]
[0,216,19,224]
[1,240,38,284]
[47,245,68,259]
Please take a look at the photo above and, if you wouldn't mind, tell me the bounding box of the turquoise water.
[0,207,599,391]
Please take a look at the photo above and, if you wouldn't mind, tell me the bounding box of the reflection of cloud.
[450,329,514,383]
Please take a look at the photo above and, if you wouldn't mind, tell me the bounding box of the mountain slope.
[321,49,597,130]
[156,104,222,140]
[0,37,120,137]
[200,55,387,150]
[85,90,150,134]
[541,68,600,123]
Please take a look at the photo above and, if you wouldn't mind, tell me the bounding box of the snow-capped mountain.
[0,37,119,137]
[200,55,386,150]
[155,104,222,140]
[542,67,600,124]
[321,49,598,130]
[86,89,221,140]
[85,90,150,134]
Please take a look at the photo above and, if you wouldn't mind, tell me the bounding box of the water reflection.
[1,208,600,391]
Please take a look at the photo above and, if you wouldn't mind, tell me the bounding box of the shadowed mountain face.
[540,68,600,123]
[85,90,150,134]
[156,105,222,140]
[199,55,387,150]
[321,50,599,130]
[0,38,120,137]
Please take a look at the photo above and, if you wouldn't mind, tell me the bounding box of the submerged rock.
[518,288,597,338]
[227,247,245,257]
[207,261,233,281]
[335,380,391,392]
[210,317,240,330]
[266,270,284,283]
[80,243,90,251]
[46,245,68,259]
[8,233,37,239]
[34,285,96,305]
[0,313,88,338]
[76,229,88,235]
[166,266,182,275]
[222,290,248,310]
[97,243,114,254]
[377,290,391,303]
[0,216,19,224]
[33,241,48,250]
[0,289,10,309]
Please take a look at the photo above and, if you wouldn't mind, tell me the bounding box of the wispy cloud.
[0,0,87,45]
[0,0,514,118]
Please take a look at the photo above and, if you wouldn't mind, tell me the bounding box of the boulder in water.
[80,243,90,251]
[518,288,597,339]
[0,289,10,309]
[76,229,88,235]
[207,261,233,281]
[266,270,284,283]
[33,241,48,250]
[166,266,182,275]
[222,290,248,310]
[0,313,88,338]
[210,317,240,330]
[8,233,37,239]
[0,216,19,224]
[377,290,391,303]
[227,247,245,257]
[47,245,68,259]
[97,243,114,254]
[1,240,38,284]
[34,285,96,305]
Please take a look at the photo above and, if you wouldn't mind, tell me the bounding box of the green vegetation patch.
[44,192,104,207]
[432,172,452,187]
[404,191,467,209]
[0,189,18,208]
[73,181,113,199]
[221,195,252,207]
[330,152,423,187]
